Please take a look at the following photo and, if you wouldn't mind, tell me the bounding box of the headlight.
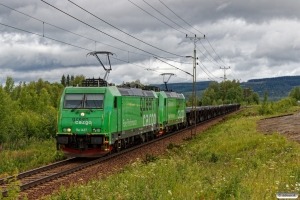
[62,128,71,133]
[92,128,101,133]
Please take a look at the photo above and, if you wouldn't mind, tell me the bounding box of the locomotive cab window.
[64,94,84,108]
[85,94,104,109]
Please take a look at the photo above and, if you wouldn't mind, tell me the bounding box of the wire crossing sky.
[0,0,300,85]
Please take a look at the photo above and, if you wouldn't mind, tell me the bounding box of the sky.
[1,0,300,86]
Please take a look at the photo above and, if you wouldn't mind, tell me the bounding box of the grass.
[0,138,66,178]
[46,106,300,200]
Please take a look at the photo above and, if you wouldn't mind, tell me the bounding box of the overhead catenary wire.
[206,38,227,66]
[1,2,193,66]
[153,57,192,77]
[0,22,189,82]
[1,2,207,70]
[199,40,223,66]
[198,60,218,81]
[128,0,185,35]
[141,0,194,35]
[0,22,91,52]
[66,0,185,58]
[158,0,204,35]
[2,2,226,83]
[0,3,151,58]
[196,46,222,68]
[198,65,217,82]
[41,0,192,67]
[158,0,238,78]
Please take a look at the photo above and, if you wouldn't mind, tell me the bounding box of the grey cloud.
[1,0,300,85]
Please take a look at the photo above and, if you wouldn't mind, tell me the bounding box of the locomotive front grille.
[57,135,103,149]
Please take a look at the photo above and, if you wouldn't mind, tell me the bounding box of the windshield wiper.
[85,101,93,112]
[71,102,82,112]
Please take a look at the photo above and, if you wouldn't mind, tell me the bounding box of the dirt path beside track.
[257,113,300,143]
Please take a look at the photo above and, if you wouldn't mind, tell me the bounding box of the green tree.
[66,75,70,86]
[4,76,14,95]
[61,75,66,87]
[70,75,85,86]
[186,93,201,106]
[251,92,260,104]
[0,87,12,143]
[289,86,300,100]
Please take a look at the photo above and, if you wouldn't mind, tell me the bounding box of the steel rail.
[0,157,79,185]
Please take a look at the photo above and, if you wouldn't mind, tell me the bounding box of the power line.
[153,57,192,77]
[206,37,227,66]
[199,40,223,66]
[141,0,194,35]
[198,59,219,80]
[66,0,185,58]
[230,69,239,80]
[2,1,214,70]
[2,2,194,67]
[0,3,150,58]
[128,0,185,35]
[158,1,231,72]
[0,22,189,82]
[198,65,216,82]
[159,57,192,65]
[159,0,204,35]
[0,22,91,51]
[196,46,222,68]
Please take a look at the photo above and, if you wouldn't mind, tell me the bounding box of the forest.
[155,75,300,102]
[1,75,300,149]
[0,75,85,149]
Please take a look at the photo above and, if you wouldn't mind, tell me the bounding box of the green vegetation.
[258,90,298,115]
[0,138,66,178]
[191,80,259,106]
[155,76,300,102]
[48,104,300,199]
[0,76,82,177]
[1,75,300,199]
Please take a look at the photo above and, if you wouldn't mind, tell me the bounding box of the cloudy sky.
[1,0,300,86]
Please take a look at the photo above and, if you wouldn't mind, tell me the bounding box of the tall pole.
[186,34,205,137]
[220,66,230,103]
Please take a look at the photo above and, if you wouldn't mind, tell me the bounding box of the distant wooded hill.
[152,76,300,101]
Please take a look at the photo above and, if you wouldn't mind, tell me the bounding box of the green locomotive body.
[56,86,159,157]
[157,91,186,136]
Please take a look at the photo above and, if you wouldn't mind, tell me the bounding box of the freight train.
[55,51,240,157]
[56,80,240,157]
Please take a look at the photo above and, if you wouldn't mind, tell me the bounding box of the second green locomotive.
[56,83,186,157]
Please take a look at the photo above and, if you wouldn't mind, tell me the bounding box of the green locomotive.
[56,85,161,157]
[156,91,186,136]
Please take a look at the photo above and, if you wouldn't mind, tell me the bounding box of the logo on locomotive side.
[178,110,185,119]
[123,119,138,127]
[72,118,92,125]
[140,98,154,116]
[143,114,156,126]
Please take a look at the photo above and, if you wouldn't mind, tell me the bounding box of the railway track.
[0,157,95,197]
[1,109,239,199]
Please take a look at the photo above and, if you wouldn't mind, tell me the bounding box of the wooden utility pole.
[186,34,205,137]
[220,66,230,103]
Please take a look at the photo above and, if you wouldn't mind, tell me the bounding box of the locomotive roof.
[118,87,157,97]
[159,91,185,99]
